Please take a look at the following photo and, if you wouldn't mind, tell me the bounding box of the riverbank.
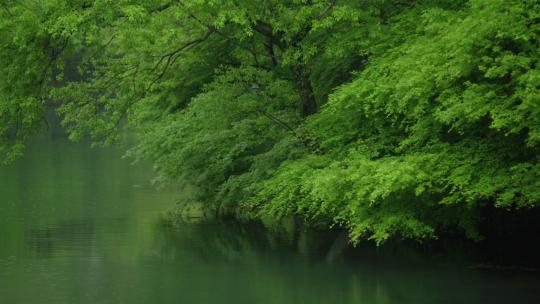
[165,201,540,271]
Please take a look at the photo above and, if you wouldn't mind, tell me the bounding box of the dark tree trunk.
[294,65,317,117]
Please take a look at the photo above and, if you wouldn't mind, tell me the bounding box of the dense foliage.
[2,0,539,243]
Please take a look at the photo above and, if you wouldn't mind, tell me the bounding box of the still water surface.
[1,132,540,304]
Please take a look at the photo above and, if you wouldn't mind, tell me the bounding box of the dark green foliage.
[2,0,540,244]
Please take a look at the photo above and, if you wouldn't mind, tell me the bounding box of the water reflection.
[150,220,335,264]
[147,220,540,304]
[25,220,95,258]
[1,129,540,304]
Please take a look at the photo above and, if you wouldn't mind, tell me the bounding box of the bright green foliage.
[303,0,540,242]
[2,0,540,244]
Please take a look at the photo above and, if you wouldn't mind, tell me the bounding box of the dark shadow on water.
[24,219,96,258]
[145,218,540,304]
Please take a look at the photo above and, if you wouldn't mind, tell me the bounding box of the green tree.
[2,0,539,244]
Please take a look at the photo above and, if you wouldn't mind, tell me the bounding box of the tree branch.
[255,109,321,154]
[317,0,337,20]
[149,28,215,86]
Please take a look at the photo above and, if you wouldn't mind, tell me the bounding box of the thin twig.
[149,28,215,85]
[317,0,337,20]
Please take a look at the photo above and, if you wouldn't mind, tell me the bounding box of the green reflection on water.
[1,131,539,304]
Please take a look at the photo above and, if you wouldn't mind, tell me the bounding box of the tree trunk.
[294,65,317,117]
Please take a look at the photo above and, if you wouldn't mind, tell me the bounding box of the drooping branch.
[85,34,116,62]
[255,109,321,154]
[150,28,216,85]
[256,110,297,135]
[317,0,337,20]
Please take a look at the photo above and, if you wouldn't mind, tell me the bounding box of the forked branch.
[150,28,215,85]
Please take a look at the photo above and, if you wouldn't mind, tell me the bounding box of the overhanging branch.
[150,27,215,85]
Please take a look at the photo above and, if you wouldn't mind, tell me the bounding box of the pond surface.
[1,131,540,304]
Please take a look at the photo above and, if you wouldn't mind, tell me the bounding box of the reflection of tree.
[25,220,95,258]
[151,218,356,264]
[147,220,397,303]
[147,220,538,303]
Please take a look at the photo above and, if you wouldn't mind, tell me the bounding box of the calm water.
[1,131,540,304]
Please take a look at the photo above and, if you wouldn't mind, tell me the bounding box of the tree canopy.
[2,0,539,243]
